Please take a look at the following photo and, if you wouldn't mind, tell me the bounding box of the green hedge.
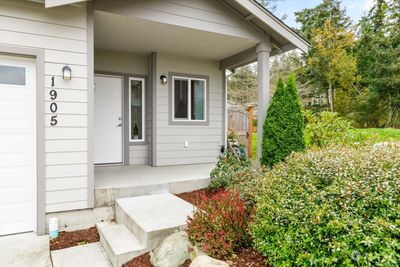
[252,145,400,266]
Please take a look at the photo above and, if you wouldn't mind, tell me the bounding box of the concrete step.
[115,193,195,250]
[96,222,147,267]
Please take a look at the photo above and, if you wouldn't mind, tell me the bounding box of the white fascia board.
[234,0,309,53]
[45,0,89,8]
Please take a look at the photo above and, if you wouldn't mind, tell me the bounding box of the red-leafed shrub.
[186,190,250,259]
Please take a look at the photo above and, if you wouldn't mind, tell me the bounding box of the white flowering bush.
[252,145,400,266]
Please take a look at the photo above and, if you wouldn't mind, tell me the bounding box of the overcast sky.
[273,0,375,28]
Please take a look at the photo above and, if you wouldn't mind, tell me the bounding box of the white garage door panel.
[0,167,28,187]
[0,55,36,235]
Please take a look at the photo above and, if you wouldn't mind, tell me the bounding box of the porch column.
[256,39,271,163]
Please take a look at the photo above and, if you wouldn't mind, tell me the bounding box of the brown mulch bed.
[122,253,190,267]
[229,248,270,267]
[176,188,218,205]
[123,249,269,267]
[49,227,100,250]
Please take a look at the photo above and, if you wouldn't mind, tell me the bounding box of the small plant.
[187,190,250,259]
[209,151,253,190]
[305,111,369,147]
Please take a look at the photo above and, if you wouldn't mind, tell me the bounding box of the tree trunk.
[328,83,334,112]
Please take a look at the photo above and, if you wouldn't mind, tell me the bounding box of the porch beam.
[219,41,285,71]
[256,38,271,163]
[219,46,257,70]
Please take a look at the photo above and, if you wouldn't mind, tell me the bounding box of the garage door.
[0,55,36,235]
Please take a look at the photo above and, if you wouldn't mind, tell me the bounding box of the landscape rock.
[189,245,207,261]
[190,255,229,267]
[150,231,191,267]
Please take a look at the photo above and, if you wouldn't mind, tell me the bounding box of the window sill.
[169,120,209,126]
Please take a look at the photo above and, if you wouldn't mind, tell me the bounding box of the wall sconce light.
[62,65,72,80]
[160,75,167,84]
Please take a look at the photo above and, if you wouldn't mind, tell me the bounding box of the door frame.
[94,71,149,166]
[0,45,45,235]
[94,73,124,165]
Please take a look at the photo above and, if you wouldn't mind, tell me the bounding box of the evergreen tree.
[261,75,305,167]
[355,0,400,127]
[295,0,351,42]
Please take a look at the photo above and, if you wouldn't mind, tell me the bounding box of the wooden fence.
[227,105,254,158]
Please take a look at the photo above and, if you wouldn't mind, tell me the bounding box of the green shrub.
[227,167,264,205]
[209,151,253,190]
[209,151,263,204]
[252,145,400,266]
[305,111,370,147]
[187,190,250,259]
[261,75,305,167]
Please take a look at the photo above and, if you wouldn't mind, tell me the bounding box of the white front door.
[0,55,36,235]
[94,75,123,164]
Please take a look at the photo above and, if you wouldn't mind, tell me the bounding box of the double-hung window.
[172,76,207,122]
[129,77,145,142]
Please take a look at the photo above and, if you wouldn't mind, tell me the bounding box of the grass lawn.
[252,128,400,159]
[354,128,400,142]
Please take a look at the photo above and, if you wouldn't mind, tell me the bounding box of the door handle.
[115,123,122,127]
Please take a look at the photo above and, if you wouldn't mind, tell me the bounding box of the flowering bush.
[187,190,250,259]
[252,145,400,266]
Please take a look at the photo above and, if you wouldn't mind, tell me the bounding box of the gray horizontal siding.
[0,0,89,212]
[155,53,223,166]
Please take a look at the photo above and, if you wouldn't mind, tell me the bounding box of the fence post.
[247,106,254,159]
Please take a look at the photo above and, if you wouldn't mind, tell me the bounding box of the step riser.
[97,223,147,267]
[146,227,186,251]
[98,229,118,267]
[115,201,147,246]
[95,179,210,208]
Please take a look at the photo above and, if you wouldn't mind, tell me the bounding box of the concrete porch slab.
[51,242,111,267]
[0,232,51,267]
[94,164,214,207]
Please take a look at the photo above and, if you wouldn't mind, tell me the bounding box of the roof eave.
[233,0,309,53]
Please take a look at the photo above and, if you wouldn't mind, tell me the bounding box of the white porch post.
[256,38,271,163]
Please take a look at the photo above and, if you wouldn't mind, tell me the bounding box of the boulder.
[150,231,191,267]
[189,246,207,261]
[190,255,229,267]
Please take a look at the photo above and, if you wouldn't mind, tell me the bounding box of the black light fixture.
[160,74,167,84]
[62,65,72,80]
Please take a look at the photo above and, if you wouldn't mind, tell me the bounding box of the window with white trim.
[129,77,145,142]
[172,76,206,121]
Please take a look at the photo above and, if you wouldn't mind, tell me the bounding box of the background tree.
[308,19,358,112]
[227,65,257,105]
[261,75,305,167]
[355,0,400,127]
[295,0,351,41]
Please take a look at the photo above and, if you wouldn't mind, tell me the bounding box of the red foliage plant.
[186,190,250,260]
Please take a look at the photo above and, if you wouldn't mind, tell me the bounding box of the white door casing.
[94,75,123,164]
[0,55,36,235]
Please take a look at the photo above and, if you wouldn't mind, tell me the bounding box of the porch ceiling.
[94,10,258,60]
